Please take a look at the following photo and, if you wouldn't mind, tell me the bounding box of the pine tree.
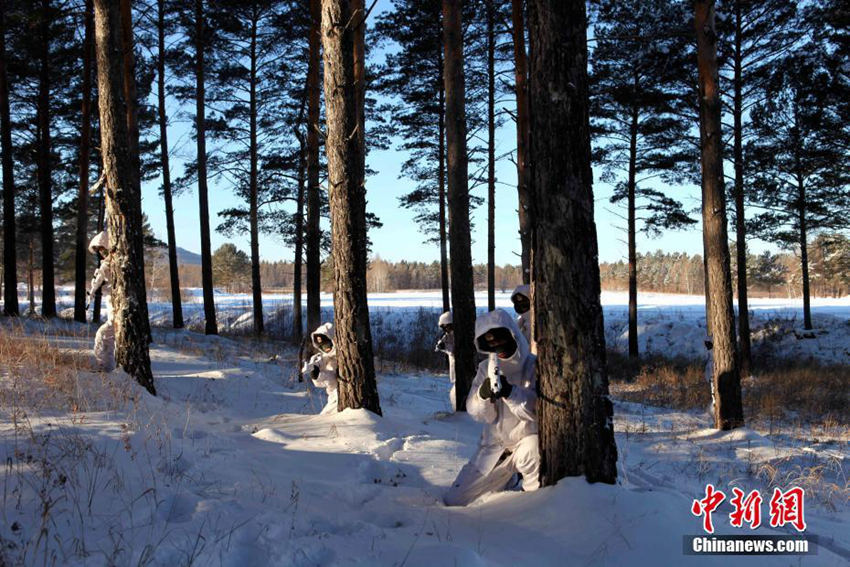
[509,0,530,284]
[305,0,322,336]
[747,44,850,330]
[321,0,381,415]
[93,0,155,395]
[528,0,617,486]
[716,0,799,375]
[1,0,18,316]
[155,0,183,328]
[73,0,95,324]
[375,0,491,314]
[374,0,450,311]
[36,0,56,317]
[211,243,251,292]
[591,0,697,360]
[207,0,305,336]
[442,0,476,412]
[747,250,786,297]
[695,0,744,430]
[169,0,221,334]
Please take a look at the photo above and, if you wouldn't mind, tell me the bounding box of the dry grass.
[608,350,850,427]
[608,352,711,411]
[0,321,137,414]
[744,362,850,427]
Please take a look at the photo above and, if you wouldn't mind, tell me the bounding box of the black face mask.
[315,335,333,353]
[477,327,518,358]
[512,295,530,315]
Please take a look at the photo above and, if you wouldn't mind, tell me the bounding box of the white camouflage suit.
[444,309,540,506]
[510,284,531,344]
[89,231,116,372]
[435,311,457,411]
[302,323,339,415]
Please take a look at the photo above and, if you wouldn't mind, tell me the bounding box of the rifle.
[434,331,448,353]
[488,353,502,400]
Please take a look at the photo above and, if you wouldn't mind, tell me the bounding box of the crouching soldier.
[510,284,531,343]
[444,309,540,506]
[88,231,116,372]
[302,323,339,414]
[435,311,457,410]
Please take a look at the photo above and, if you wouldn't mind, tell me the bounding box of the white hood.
[510,284,530,302]
[474,308,530,377]
[311,322,336,355]
[88,231,109,254]
[438,311,453,327]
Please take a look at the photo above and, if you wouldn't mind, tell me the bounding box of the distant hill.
[176,247,202,266]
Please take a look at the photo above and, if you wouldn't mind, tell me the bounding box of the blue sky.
[138,0,765,267]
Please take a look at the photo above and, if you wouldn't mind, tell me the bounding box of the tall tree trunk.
[442,0,476,412]
[293,123,306,343]
[486,0,496,312]
[93,0,156,395]
[353,0,365,150]
[119,0,152,344]
[27,241,34,312]
[195,0,217,335]
[438,40,450,313]
[797,177,812,330]
[157,0,183,328]
[293,90,309,343]
[306,0,322,336]
[37,0,56,318]
[248,13,264,335]
[694,0,743,430]
[528,0,618,486]
[511,0,531,284]
[627,103,638,359]
[1,1,19,316]
[732,0,751,374]
[120,0,139,184]
[321,0,381,415]
[73,0,95,323]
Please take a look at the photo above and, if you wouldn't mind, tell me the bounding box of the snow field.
[0,314,848,565]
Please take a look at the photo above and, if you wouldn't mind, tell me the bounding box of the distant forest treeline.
[139,234,850,298]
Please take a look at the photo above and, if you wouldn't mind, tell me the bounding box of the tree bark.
[306,0,322,336]
[797,177,812,330]
[37,0,56,318]
[321,0,381,416]
[195,0,218,335]
[120,0,152,344]
[438,38,450,313]
[27,241,34,313]
[694,0,743,430]
[74,0,95,323]
[442,0,476,412]
[1,1,19,316]
[487,0,496,312]
[511,0,531,284]
[157,0,183,328]
[528,0,618,485]
[93,0,156,395]
[627,103,638,359]
[120,0,139,185]
[732,0,751,374]
[248,11,264,335]
[293,119,306,343]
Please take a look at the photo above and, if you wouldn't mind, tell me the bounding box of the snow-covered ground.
[57,289,850,365]
[0,317,847,565]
